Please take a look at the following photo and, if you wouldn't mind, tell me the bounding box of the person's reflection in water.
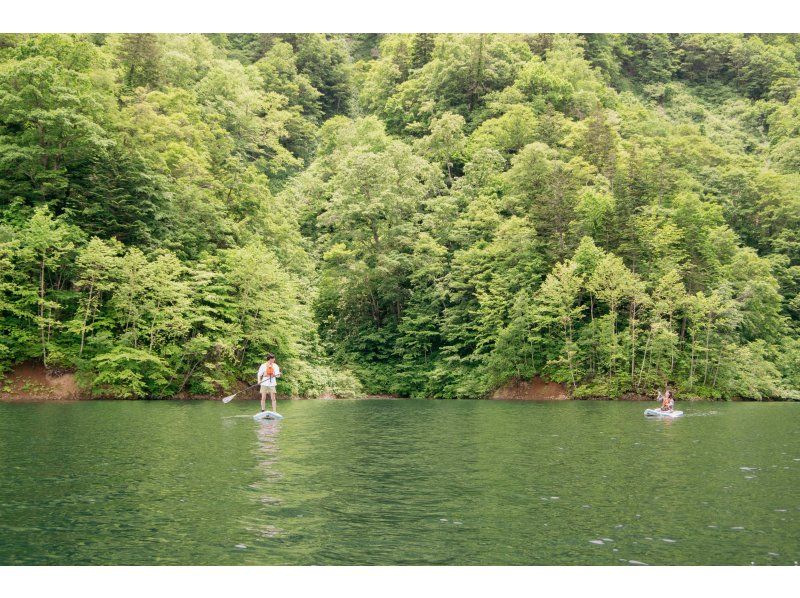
[254,420,282,481]
[246,420,286,542]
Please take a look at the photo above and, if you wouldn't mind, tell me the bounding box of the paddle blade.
[222,394,235,403]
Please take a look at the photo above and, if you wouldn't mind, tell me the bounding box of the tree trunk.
[565,321,576,390]
[589,295,596,374]
[149,299,162,352]
[39,256,47,364]
[711,354,722,390]
[630,301,637,385]
[703,320,713,385]
[637,327,653,388]
[79,282,95,358]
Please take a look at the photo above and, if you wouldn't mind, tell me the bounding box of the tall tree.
[410,33,435,70]
[119,33,162,89]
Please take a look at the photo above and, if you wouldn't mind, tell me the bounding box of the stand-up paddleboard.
[644,408,684,418]
[253,411,283,421]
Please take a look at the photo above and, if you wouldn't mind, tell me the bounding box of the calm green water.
[0,399,798,565]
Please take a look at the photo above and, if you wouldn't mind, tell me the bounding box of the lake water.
[0,399,798,565]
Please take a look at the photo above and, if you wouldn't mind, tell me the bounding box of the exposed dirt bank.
[490,376,570,401]
[0,361,88,402]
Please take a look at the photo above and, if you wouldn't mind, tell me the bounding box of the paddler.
[660,388,674,412]
[257,353,281,413]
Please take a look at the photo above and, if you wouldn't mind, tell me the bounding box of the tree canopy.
[1,33,799,400]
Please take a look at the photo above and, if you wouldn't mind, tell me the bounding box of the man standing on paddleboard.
[257,354,281,413]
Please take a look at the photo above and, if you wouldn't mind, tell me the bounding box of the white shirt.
[258,362,281,387]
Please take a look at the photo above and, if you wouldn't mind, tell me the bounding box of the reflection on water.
[245,420,286,543]
[0,400,798,565]
[254,420,281,475]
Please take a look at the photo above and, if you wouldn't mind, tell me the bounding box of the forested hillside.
[1,33,798,399]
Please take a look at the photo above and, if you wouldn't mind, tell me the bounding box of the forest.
[0,33,799,400]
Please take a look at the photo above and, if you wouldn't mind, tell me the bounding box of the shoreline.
[2,363,794,403]
[1,392,789,404]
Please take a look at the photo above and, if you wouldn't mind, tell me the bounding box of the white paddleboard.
[644,408,684,418]
[253,411,283,421]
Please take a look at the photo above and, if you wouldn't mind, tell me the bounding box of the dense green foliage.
[1,33,799,400]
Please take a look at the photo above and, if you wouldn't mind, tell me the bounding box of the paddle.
[222,382,262,404]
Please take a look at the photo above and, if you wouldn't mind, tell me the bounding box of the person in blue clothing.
[257,353,281,413]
